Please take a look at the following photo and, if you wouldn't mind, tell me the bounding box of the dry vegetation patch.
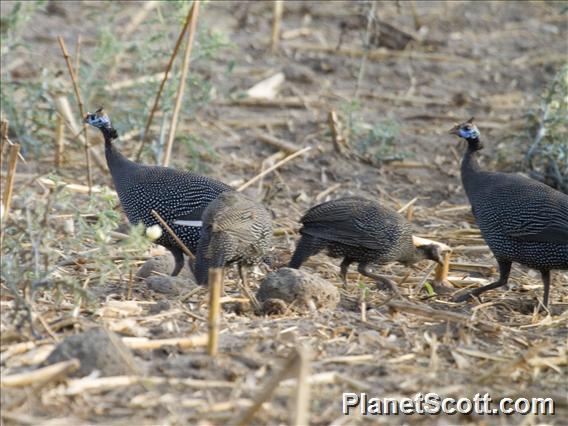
[1,1,567,424]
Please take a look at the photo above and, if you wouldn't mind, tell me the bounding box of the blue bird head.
[84,107,118,140]
[449,117,480,140]
[84,107,112,129]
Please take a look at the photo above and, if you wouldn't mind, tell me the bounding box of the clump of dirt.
[261,298,289,315]
[257,267,340,311]
[44,327,140,377]
[137,254,197,294]
[136,254,196,282]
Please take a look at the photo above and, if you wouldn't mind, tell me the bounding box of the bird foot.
[375,280,393,292]
[452,291,479,303]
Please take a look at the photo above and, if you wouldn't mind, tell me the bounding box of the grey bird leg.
[541,270,551,310]
[238,263,249,291]
[238,264,262,312]
[168,246,185,276]
[454,259,512,302]
[357,263,402,298]
[339,258,352,288]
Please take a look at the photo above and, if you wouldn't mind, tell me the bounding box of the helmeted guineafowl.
[193,192,272,293]
[449,117,568,308]
[84,108,233,276]
[288,197,443,292]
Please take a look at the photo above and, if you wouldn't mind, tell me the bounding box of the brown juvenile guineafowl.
[193,192,272,294]
[288,197,443,292]
[450,118,568,308]
[84,108,232,277]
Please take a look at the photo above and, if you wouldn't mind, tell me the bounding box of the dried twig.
[57,36,92,194]
[397,197,418,214]
[327,110,348,153]
[162,1,200,167]
[254,131,301,154]
[37,177,114,195]
[150,209,195,260]
[215,97,316,108]
[1,143,19,224]
[271,1,284,52]
[387,300,502,333]
[286,42,478,64]
[52,375,235,397]
[208,267,223,356]
[1,359,79,388]
[409,0,422,30]
[122,335,208,350]
[53,115,65,170]
[291,346,311,426]
[315,182,341,202]
[232,347,301,426]
[237,146,311,192]
[1,120,25,164]
[354,1,377,98]
[123,0,159,36]
[74,35,82,75]
[136,3,196,161]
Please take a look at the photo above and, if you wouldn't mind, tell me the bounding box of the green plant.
[0,1,235,331]
[525,64,568,193]
[339,100,411,163]
[0,180,155,330]
[1,1,234,166]
[179,133,219,173]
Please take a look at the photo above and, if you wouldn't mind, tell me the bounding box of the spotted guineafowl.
[193,192,272,294]
[288,197,443,292]
[449,118,568,308]
[84,108,233,276]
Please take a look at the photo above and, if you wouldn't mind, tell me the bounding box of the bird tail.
[193,235,211,286]
[288,234,323,269]
[193,231,229,286]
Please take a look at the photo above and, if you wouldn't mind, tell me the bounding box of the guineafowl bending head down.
[288,197,443,293]
[84,108,233,276]
[449,118,568,308]
[193,191,272,292]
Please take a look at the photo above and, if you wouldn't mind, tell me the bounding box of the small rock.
[261,298,288,315]
[44,327,139,377]
[283,64,317,84]
[257,268,340,312]
[137,254,194,280]
[146,275,179,294]
[143,271,197,295]
[149,300,171,314]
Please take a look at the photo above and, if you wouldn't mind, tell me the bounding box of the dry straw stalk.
[136,1,198,161]
[57,36,92,194]
[162,1,200,167]
[208,267,224,356]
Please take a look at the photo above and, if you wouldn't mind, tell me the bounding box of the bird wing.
[507,206,568,243]
[173,206,208,227]
[300,197,406,250]
[301,222,381,249]
[509,227,568,243]
[487,174,568,244]
[214,210,255,229]
[301,197,374,223]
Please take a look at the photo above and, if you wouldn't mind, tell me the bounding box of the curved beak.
[448,124,460,135]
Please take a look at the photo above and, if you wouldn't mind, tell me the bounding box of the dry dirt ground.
[1,1,567,425]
